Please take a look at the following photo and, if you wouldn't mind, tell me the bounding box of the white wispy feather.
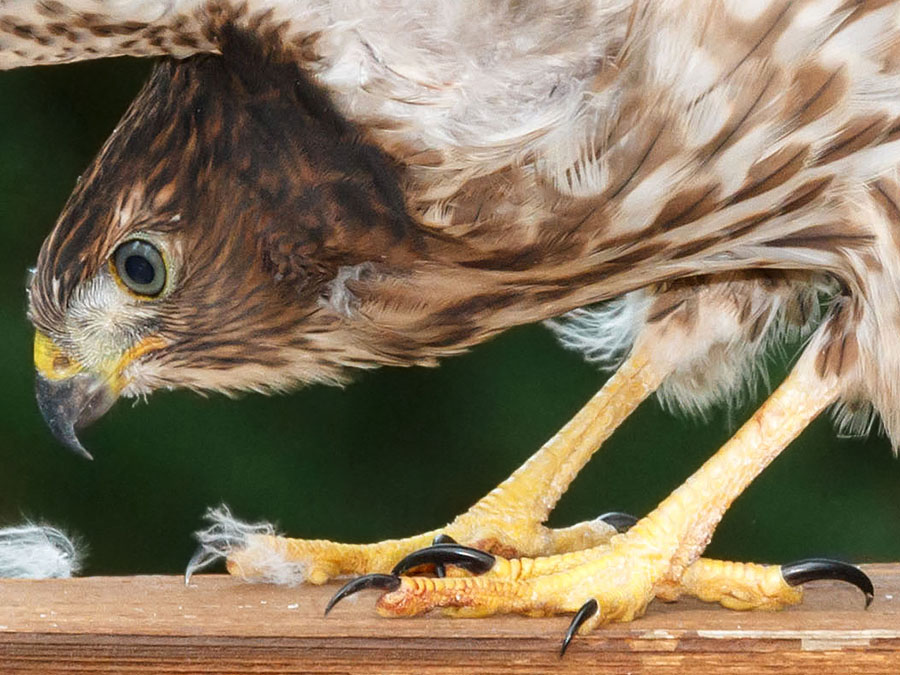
[0,524,81,579]
[187,505,308,586]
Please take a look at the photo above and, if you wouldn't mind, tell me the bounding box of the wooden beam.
[1,565,898,673]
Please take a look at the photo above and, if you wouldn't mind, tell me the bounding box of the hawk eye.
[113,239,166,297]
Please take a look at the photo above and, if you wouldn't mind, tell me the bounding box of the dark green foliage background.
[0,59,897,577]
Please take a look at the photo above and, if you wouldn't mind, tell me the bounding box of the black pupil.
[124,255,155,286]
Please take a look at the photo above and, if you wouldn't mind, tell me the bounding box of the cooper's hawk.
[1,0,893,644]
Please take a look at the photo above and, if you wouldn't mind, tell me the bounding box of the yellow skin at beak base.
[33,330,164,393]
[34,331,82,381]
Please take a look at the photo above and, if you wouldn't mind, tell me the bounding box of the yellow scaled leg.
[187,345,665,585]
[329,343,863,632]
[443,347,662,557]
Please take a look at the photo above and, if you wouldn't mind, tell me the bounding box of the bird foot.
[184,504,627,586]
[327,533,872,654]
[185,347,660,586]
[326,350,874,647]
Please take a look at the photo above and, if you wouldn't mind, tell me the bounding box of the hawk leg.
[326,343,871,630]
[187,346,664,584]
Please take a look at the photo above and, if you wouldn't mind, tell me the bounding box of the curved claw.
[432,534,458,545]
[325,573,401,615]
[431,534,458,577]
[598,511,639,534]
[560,598,599,657]
[392,544,496,577]
[183,544,208,586]
[782,558,874,608]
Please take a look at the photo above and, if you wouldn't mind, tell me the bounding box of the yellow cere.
[33,331,82,381]
[34,330,166,392]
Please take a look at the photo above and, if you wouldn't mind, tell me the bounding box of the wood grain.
[1,565,898,673]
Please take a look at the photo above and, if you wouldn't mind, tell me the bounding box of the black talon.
[324,573,401,615]
[782,558,874,608]
[560,598,599,657]
[431,534,458,577]
[392,544,496,576]
[599,511,639,534]
[432,534,457,545]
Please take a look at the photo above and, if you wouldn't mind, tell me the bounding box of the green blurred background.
[0,58,897,578]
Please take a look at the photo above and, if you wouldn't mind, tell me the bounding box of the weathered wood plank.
[1,565,898,673]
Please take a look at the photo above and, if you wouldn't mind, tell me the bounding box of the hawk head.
[28,30,428,457]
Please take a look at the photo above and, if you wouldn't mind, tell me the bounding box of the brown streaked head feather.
[29,25,430,394]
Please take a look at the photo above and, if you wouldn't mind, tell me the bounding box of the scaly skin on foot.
[328,346,858,630]
[199,341,870,621]
[658,558,803,610]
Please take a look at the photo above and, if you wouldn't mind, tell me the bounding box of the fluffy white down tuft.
[187,505,309,586]
[544,291,649,371]
[0,524,81,579]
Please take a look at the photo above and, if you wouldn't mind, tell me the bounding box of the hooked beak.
[33,331,163,459]
[34,371,114,460]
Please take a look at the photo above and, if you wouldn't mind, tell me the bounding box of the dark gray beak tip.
[35,373,111,460]
[61,431,94,461]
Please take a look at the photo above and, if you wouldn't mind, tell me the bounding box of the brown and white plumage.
[3,0,899,622]
[6,1,899,418]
